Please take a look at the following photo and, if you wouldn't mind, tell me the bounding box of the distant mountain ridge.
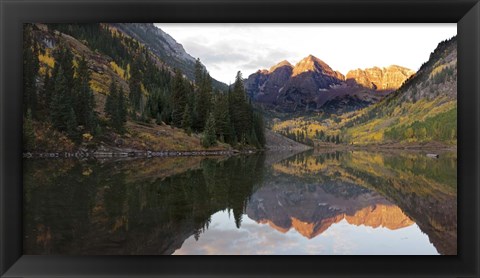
[245,54,414,114]
[346,65,415,91]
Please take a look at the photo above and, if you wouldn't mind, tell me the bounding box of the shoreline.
[22,148,259,159]
[313,141,456,152]
[22,139,456,159]
[22,143,456,159]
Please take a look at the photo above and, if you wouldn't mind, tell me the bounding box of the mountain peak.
[292,55,344,82]
[293,55,333,76]
[300,54,326,64]
[269,60,293,72]
[303,54,327,64]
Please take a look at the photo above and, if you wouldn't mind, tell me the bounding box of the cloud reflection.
[173,211,438,255]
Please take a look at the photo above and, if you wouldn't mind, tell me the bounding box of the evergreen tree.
[247,128,260,148]
[194,58,203,85]
[66,107,79,141]
[50,67,76,134]
[193,72,212,131]
[39,68,53,116]
[213,94,233,143]
[129,57,143,111]
[23,24,40,118]
[229,71,252,143]
[145,87,163,119]
[252,112,266,147]
[171,69,188,127]
[117,87,127,129]
[182,104,193,135]
[105,81,127,133]
[74,56,97,133]
[202,113,217,148]
[105,81,117,119]
[55,45,75,91]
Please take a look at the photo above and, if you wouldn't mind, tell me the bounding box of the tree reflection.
[23,149,456,255]
[24,154,265,255]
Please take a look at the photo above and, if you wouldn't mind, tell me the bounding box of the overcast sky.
[154,24,456,84]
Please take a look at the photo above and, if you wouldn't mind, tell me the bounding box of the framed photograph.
[1,0,479,277]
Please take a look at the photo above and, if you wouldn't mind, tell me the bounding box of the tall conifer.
[171,69,188,127]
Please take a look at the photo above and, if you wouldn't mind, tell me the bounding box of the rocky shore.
[22,145,259,159]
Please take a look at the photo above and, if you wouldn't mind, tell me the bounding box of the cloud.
[240,48,293,70]
[155,24,457,84]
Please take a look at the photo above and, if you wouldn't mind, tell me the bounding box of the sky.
[173,210,438,255]
[154,24,457,85]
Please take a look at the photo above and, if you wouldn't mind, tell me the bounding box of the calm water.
[23,150,457,255]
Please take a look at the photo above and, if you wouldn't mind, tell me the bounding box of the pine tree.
[74,56,97,133]
[202,113,217,148]
[66,107,79,141]
[55,45,75,91]
[213,94,233,143]
[40,68,53,116]
[105,81,117,119]
[105,81,126,134]
[117,87,127,129]
[129,57,143,111]
[171,69,188,127]
[182,104,192,135]
[50,67,75,133]
[247,128,260,148]
[193,71,212,131]
[194,58,203,85]
[252,112,266,147]
[229,71,252,143]
[23,24,40,118]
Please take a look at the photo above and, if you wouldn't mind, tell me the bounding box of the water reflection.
[23,149,457,255]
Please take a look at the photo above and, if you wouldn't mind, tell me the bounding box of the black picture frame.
[1,0,479,277]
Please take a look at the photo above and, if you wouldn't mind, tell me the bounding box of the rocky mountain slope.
[341,36,457,145]
[346,65,415,91]
[111,23,227,90]
[264,129,312,151]
[245,55,413,114]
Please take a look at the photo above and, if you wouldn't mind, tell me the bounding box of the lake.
[23,149,457,255]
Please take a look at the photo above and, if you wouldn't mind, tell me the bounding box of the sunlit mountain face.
[24,149,456,255]
[247,185,415,239]
[244,54,414,114]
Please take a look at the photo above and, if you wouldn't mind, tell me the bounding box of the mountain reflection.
[23,149,457,255]
[247,183,414,239]
[258,150,457,255]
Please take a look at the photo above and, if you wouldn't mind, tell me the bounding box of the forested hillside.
[23,23,265,153]
[341,36,457,145]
